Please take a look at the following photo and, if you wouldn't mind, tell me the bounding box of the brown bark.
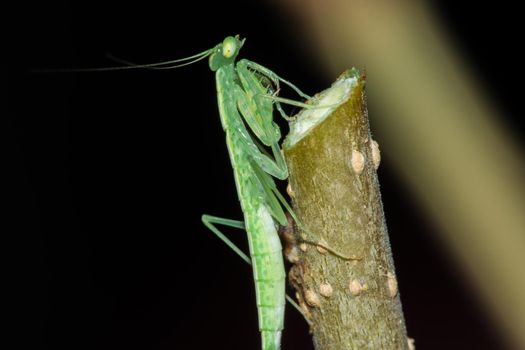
[282,71,409,349]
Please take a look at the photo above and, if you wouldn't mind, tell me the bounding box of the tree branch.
[282,70,410,350]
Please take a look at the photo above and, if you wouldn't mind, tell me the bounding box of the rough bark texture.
[283,72,409,350]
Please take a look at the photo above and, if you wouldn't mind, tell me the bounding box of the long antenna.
[36,47,214,73]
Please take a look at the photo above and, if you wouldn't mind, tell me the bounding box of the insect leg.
[239,59,311,100]
[241,134,288,180]
[272,190,362,261]
[260,95,313,109]
[201,214,311,322]
[201,214,250,263]
[234,74,290,179]
[252,73,293,121]
[241,66,295,123]
[259,94,341,111]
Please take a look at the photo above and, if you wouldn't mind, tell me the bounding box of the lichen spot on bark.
[351,149,365,175]
[304,289,321,307]
[407,337,416,350]
[316,239,328,254]
[319,283,333,298]
[371,139,381,170]
[349,279,367,296]
[285,246,300,263]
[387,271,398,298]
[286,183,295,198]
[299,243,308,252]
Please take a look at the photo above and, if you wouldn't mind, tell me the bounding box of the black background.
[7,1,524,349]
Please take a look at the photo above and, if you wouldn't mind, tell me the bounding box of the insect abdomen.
[247,205,286,350]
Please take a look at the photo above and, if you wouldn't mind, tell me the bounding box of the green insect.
[199,35,306,350]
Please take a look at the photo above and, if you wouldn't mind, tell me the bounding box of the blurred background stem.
[279,0,525,348]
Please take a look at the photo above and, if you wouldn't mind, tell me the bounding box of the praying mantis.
[200,35,305,350]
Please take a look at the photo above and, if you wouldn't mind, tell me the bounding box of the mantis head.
[209,35,245,71]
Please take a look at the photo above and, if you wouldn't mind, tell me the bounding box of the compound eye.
[222,36,237,58]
